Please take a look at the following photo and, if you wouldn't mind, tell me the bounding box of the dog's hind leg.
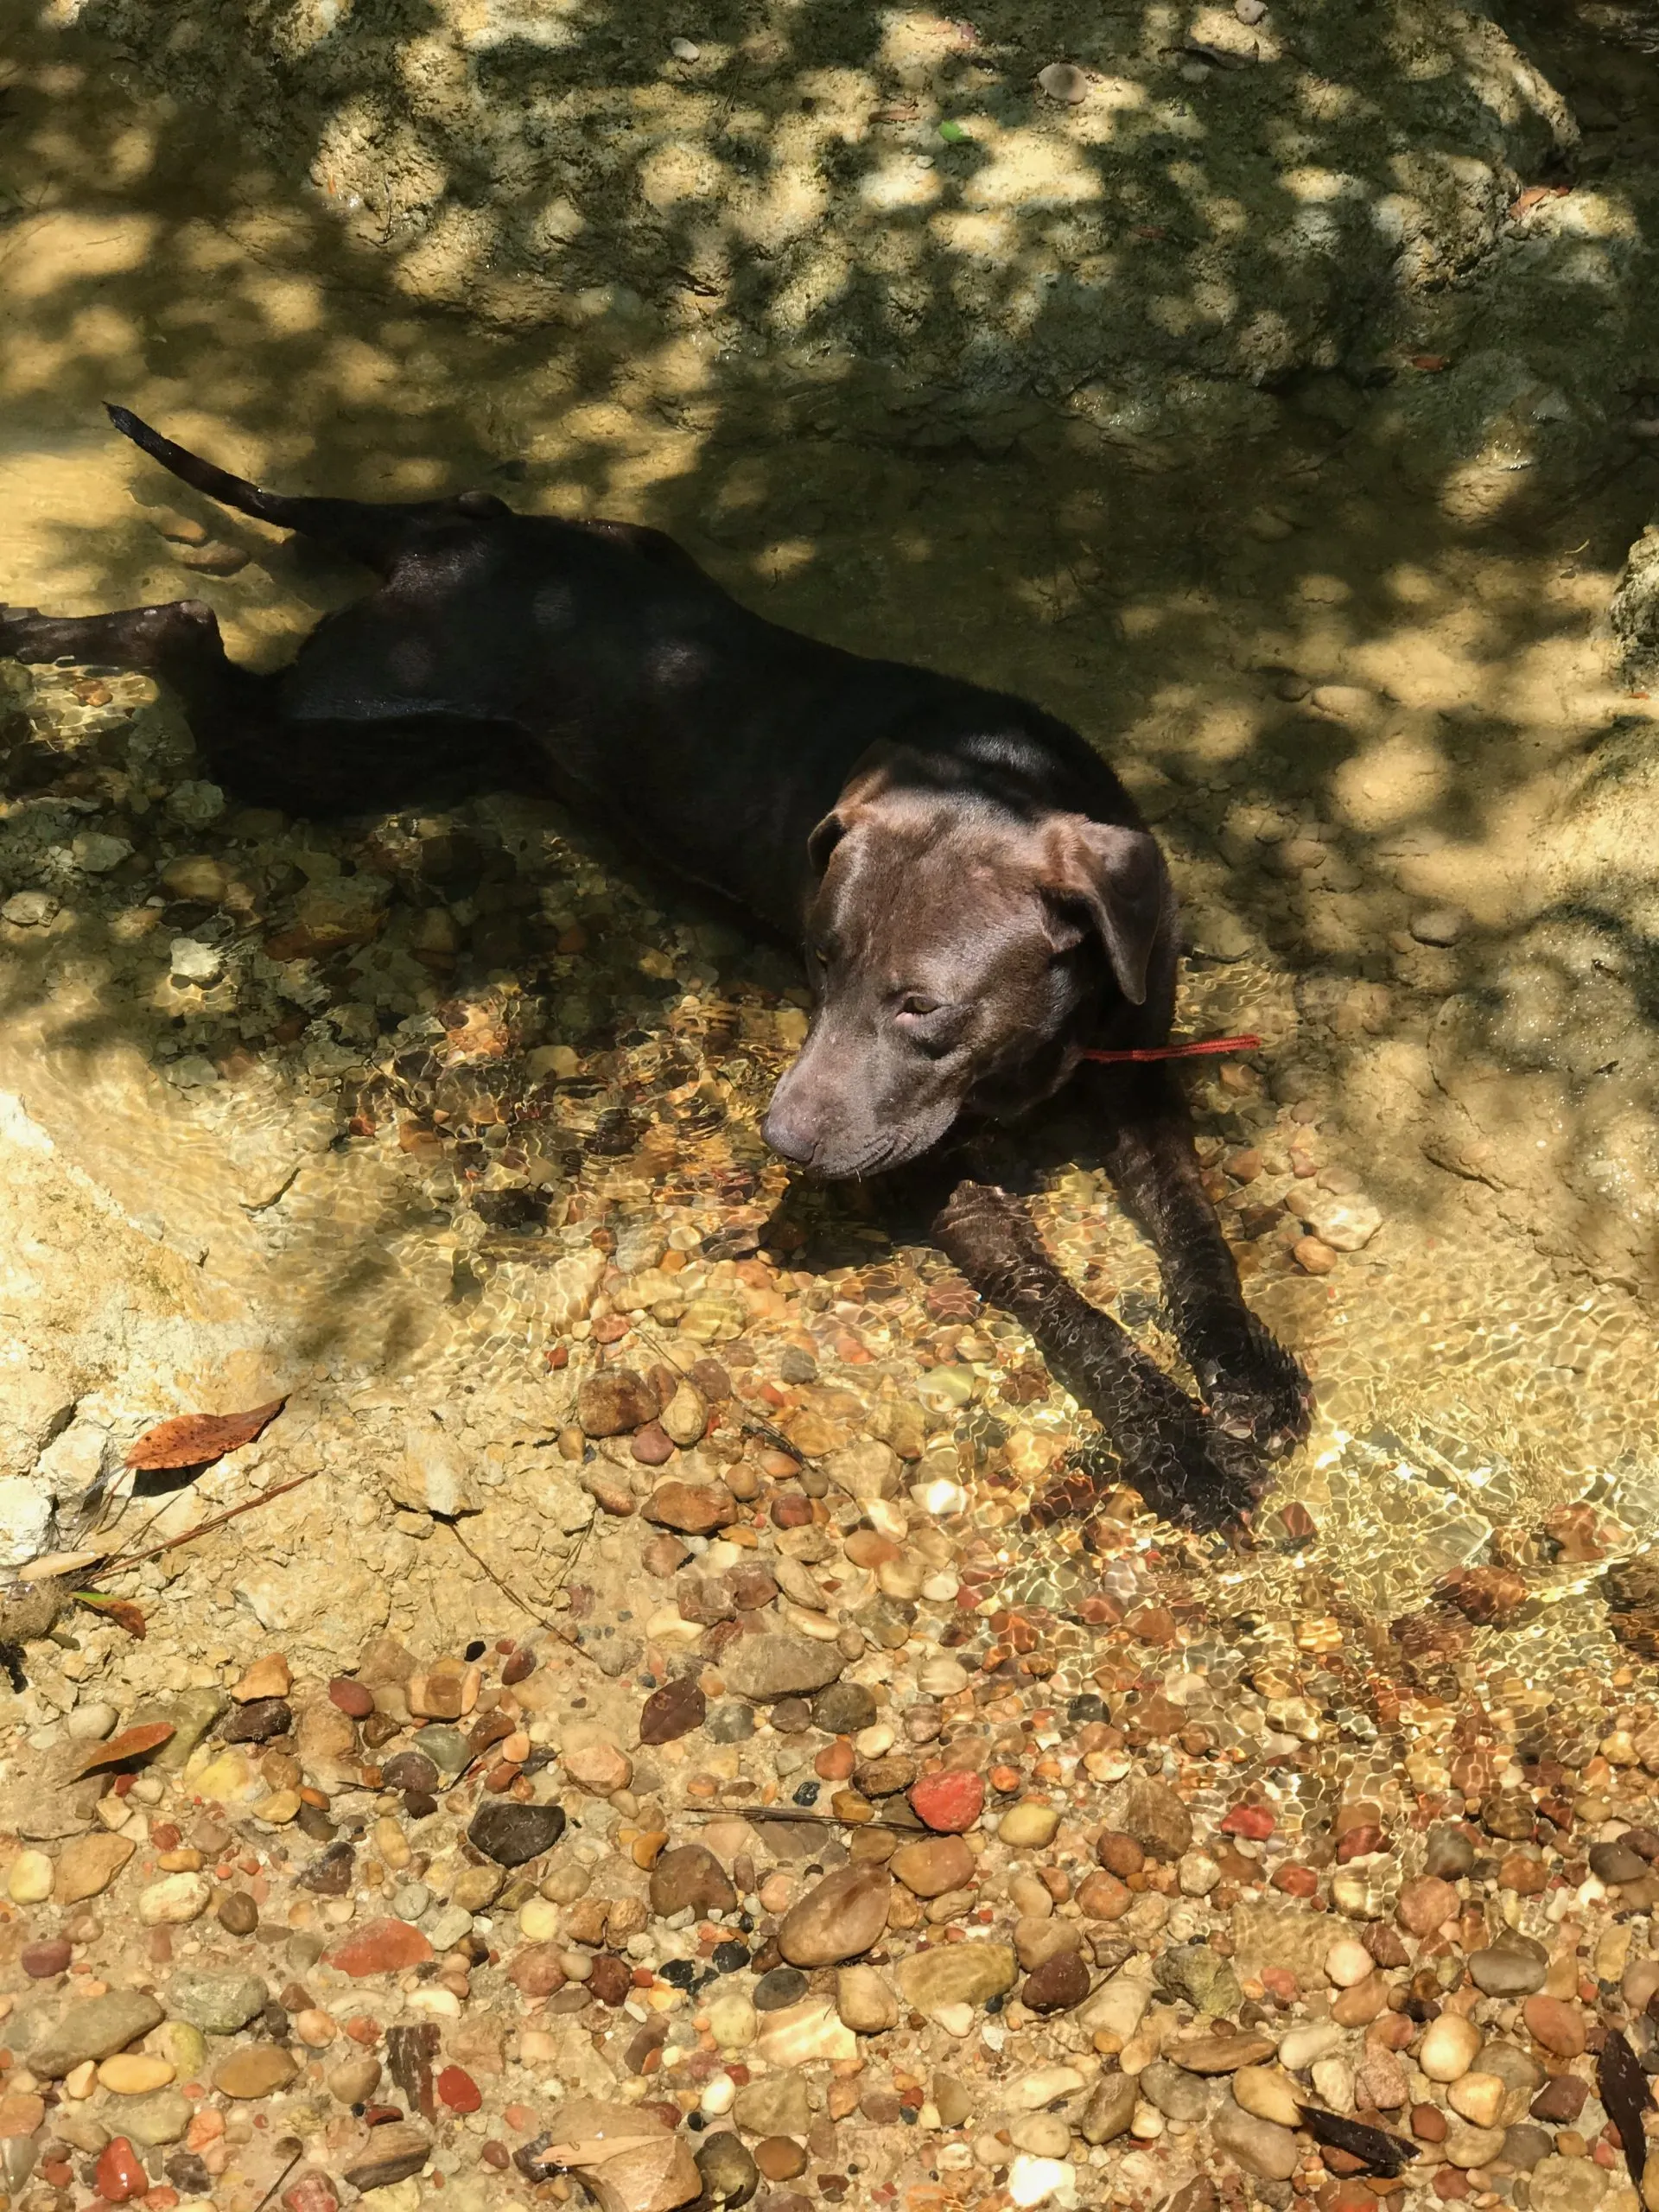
[2,596,276,781]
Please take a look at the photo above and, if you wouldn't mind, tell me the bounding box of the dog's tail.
[105,404,450,572]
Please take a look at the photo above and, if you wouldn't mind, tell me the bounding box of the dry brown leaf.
[69,1720,173,1777]
[125,1397,286,1471]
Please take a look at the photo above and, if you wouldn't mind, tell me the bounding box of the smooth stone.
[707,1992,757,2050]
[753,1967,809,2012]
[98,2055,174,2094]
[721,1635,844,1700]
[1139,2062,1211,2122]
[650,1845,737,1918]
[732,2075,810,2137]
[29,1992,165,2078]
[214,2045,300,2099]
[1278,2024,1346,2070]
[1424,1826,1476,1878]
[1419,2013,1483,2082]
[752,1996,857,2067]
[7,1849,53,1904]
[1468,1943,1548,1997]
[109,2088,191,2145]
[998,1801,1061,1847]
[1023,1949,1091,2014]
[836,1965,899,2033]
[165,1968,268,2035]
[137,1872,212,1925]
[891,1836,974,1897]
[812,1682,877,1734]
[1528,2158,1608,2212]
[1123,1779,1192,1860]
[1522,1997,1587,2057]
[778,1866,891,1967]
[1448,2074,1507,2128]
[1442,2120,1509,2170]
[1411,906,1469,946]
[1211,2104,1300,2181]
[898,1942,1016,2016]
[467,1801,567,1866]
[1231,2066,1303,2129]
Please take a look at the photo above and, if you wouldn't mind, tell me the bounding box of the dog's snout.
[761,1101,818,1166]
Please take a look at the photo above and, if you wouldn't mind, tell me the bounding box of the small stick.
[679,1802,922,1834]
[447,1516,556,1632]
[97,1471,323,1573]
[631,1319,811,1465]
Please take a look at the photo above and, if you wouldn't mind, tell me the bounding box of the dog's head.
[761,754,1173,1179]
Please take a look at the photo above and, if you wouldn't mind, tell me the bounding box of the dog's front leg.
[933,1179,1265,1529]
[1085,1062,1311,1459]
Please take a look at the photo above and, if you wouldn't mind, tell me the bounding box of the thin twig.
[97,1471,323,1573]
[679,1802,923,1834]
[630,1319,813,1466]
[446,1516,556,1632]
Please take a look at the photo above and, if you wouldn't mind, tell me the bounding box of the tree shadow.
[0,0,1656,1449]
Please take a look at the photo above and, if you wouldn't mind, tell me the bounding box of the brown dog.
[1,406,1309,1524]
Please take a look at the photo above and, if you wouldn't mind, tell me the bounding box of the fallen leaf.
[69,1719,173,1777]
[125,1397,286,1471]
[1510,183,1570,220]
[74,1592,147,1639]
[938,119,968,142]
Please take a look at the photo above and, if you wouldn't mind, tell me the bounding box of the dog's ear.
[807,809,847,875]
[1039,817,1168,1006]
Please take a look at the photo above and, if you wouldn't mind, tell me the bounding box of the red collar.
[1080,1032,1261,1065]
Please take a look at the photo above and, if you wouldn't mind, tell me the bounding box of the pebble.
[30,1991,166,2078]
[1211,2103,1300,2180]
[327,1918,435,1974]
[563,1739,632,1794]
[698,2132,758,2203]
[898,1941,1016,2014]
[1037,60,1089,101]
[1420,2014,1484,2082]
[721,1634,844,1699]
[1396,1874,1460,1935]
[651,1844,737,1917]
[1123,1778,1192,1859]
[137,1872,212,1924]
[6,1848,53,1903]
[999,1799,1061,1847]
[779,1864,891,1965]
[1236,0,1268,18]
[1468,1942,1548,1996]
[1443,2119,1509,2169]
[113,2088,192,2145]
[167,1967,270,2034]
[836,1964,899,2031]
[1411,905,1470,945]
[1522,1995,1586,2056]
[1232,2065,1303,2128]
[1448,2073,1508,2128]
[234,1654,292,1701]
[1294,1187,1382,1251]
[891,1834,975,1896]
[467,1800,567,1866]
[911,1769,985,1831]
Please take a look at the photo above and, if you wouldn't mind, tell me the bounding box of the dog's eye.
[899,995,942,1019]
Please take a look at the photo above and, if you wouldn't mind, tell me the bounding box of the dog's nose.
[761,1103,817,1166]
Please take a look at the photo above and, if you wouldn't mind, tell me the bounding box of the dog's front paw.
[1188,1312,1312,1459]
[1026,1402,1266,1535]
[933,1179,1053,1308]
